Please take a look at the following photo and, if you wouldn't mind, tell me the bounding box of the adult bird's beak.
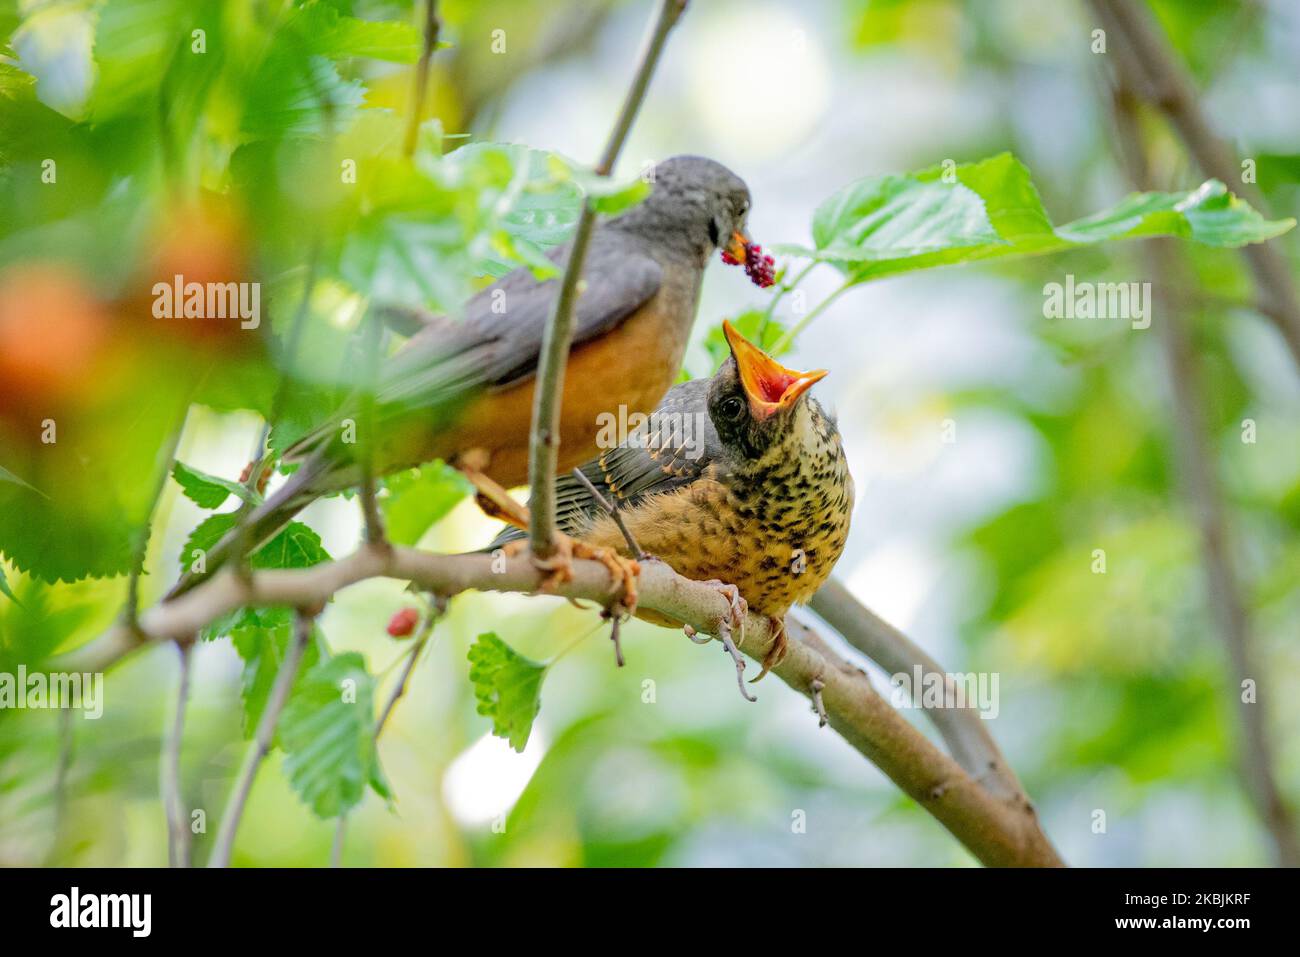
[723,320,827,419]
[725,230,750,264]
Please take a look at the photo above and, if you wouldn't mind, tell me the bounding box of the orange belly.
[429,298,685,488]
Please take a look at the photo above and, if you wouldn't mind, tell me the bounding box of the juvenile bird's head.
[611,155,753,264]
[708,320,828,461]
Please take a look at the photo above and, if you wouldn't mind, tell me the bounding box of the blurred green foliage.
[0,0,1297,867]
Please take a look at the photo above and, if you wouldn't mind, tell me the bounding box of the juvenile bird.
[171,155,755,596]
[493,321,854,677]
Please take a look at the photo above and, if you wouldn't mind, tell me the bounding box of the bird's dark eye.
[719,395,745,421]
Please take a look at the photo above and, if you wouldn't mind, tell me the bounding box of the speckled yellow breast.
[583,439,853,618]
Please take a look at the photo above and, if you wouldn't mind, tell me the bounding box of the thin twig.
[357,309,388,546]
[603,607,626,667]
[208,610,314,867]
[571,468,646,559]
[162,641,194,867]
[334,601,443,865]
[43,706,75,865]
[403,0,443,158]
[527,0,689,559]
[1086,0,1300,371]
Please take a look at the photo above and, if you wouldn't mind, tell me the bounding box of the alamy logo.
[152,274,261,329]
[595,405,710,460]
[50,887,151,937]
[0,667,103,718]
[1043,274,1151,330]
[889,666,1000,720]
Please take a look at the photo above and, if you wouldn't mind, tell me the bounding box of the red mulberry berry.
[720,242,776,288]
[387,607,420,637]
[744,245,776,288]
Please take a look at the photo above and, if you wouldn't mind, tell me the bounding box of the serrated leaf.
[279,652,380,818]
[230,608,322,738]
[177,515,329,575]
[467,633,547,752]
[292,4,423,63]
[251,521,331,570]
[380,462,473,545]
[177,512,238,574]
[803,153,1295,286]
[171,461,261,510]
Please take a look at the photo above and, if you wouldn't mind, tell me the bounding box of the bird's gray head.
[611,155,753,264]
[707,320,828,460]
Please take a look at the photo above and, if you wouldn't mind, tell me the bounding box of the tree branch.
[69,547,1060,866]
[809,578,1029,805]
[1101,73,1300,868]
[1087,0,1300,371]
[207,610,314,868]
[527,0,688,558]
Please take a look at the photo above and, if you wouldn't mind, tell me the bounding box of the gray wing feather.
[378,231,662,408]
[490,379,719,549]
[287,229,662,459]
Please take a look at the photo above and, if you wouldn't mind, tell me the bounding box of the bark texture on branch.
[68,546,1061,867]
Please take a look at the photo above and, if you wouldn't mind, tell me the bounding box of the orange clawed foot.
[501,533,640,615]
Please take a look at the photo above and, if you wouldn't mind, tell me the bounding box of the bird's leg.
[693,580,748,646]
[751,615,789,683]
[455,458,640,614]
[683,581,754,702]
[497,534,641,614]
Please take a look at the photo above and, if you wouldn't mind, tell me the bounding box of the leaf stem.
[769,280,852,355]
[757,260,817,344]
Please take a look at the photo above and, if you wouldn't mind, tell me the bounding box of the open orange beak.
[723,320,827,419]
[725,231,749,264]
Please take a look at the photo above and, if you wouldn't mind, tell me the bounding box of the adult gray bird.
[170,155,754,595]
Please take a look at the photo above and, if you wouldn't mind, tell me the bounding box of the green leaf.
[795,153,1295,286]
[279,652,380,818]
[251,521,331,570]
[0,566,19,607]
[177,513,238,574]
[467,633,547,752]
[380,462,473,545]
[230,608,323,738]
[292,4,423,63]
[171,461,261,510]
[177,516,329,574]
